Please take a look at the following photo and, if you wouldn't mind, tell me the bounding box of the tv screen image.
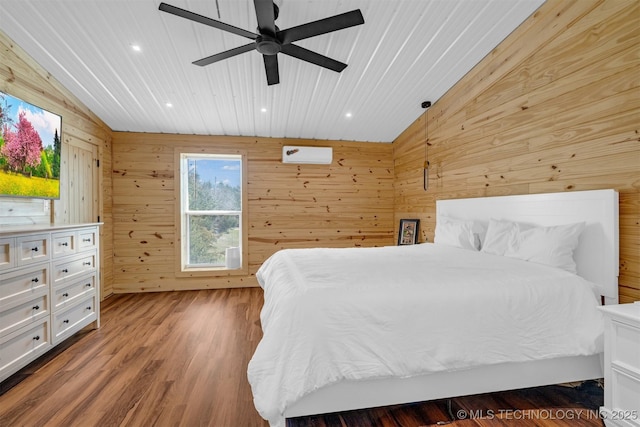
[0,91,62,199]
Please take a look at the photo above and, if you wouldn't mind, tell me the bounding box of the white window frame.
[174,149,248,276]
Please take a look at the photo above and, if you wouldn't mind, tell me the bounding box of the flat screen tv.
[0,91,62,199]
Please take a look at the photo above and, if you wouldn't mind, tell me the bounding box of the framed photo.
[0,90,62,199]
[398,219,420,245]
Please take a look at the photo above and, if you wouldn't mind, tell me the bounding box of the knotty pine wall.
[393,0,639,303]
[0,30,115,298]
[111,133,394,292]
[3,0,638,301]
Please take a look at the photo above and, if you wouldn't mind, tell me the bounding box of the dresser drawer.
[611,319,640,373]
[52,252,96,286]
[0,318,51,382]
[16,234,50,266]
[52,231,77,258]
[611,368,640,425]
[52,295,96,344]
[0,293,49,338]
[78,228,98,251]
[0,264,48,308]
[53,274,96,312]
[0,237,14,271]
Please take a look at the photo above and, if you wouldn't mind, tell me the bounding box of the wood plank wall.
[393,0,640,303]
[3,0,637,302]
[0,30,114,298]
[111,133,394,292]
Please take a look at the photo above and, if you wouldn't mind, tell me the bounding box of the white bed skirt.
[285,354,603,417]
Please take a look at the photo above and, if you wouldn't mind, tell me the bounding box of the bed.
[247,189,619,427]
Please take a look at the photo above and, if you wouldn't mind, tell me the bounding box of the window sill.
[175,266,249,278]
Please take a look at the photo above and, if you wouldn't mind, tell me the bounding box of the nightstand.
[598,303,640,427]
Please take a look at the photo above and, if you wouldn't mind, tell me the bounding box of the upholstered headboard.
[436,189,619,304]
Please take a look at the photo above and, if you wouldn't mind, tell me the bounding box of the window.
[177,152,246,274]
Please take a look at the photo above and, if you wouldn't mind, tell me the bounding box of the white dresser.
[0,223,100,383]
[599,303,640,427]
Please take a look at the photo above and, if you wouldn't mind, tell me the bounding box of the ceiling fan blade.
[193,43,256,67]
[253,0,277,36]
[281,44,347,73]
[263,55,280,85]
[159,2,257,40]
[278,10,364,45]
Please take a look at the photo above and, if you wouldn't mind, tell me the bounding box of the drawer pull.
[63,293,69,297]
[83,262,92,266]
[82,238,91,242]
[62,268,69,273]
[61,242,68,247]
[32,277,39,283]
[33,335,40,341]
[86,306,92,310]
[33,305,40,310]
[63,319,69,324]
[31,247,39,252]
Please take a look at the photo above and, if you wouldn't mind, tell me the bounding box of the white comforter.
[247,243,604,427]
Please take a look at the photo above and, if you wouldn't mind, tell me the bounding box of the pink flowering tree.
[1,111,43,173]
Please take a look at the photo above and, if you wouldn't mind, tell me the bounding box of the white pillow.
[481,218,520,255]
[434,216,482,251]
[472,221,488,250]
[504,222,586,273]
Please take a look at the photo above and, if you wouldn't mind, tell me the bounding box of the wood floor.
[0,288,605,427]
[288,382,605,427]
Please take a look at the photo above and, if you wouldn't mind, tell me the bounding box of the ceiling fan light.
[255,35,281,55]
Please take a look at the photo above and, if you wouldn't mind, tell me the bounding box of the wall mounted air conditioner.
[282,146,333,164]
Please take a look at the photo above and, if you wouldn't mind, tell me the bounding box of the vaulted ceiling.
[0,0,544,142]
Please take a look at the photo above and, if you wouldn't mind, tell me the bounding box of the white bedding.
[247,243,604,427]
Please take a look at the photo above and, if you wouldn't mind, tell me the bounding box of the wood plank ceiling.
[0,0,544,143]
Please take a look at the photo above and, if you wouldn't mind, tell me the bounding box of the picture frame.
[398,219,420,245]
[0,90,62,199]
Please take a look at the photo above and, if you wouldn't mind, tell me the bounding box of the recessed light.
[131,44,142,52]
[260,107,267,113]
[165,102,173,108]
[345,112,353,118]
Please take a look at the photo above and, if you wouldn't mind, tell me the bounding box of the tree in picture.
[0,93,13,170]
[2,111,44,174]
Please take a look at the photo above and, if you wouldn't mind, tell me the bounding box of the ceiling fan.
[159,0,364,85]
